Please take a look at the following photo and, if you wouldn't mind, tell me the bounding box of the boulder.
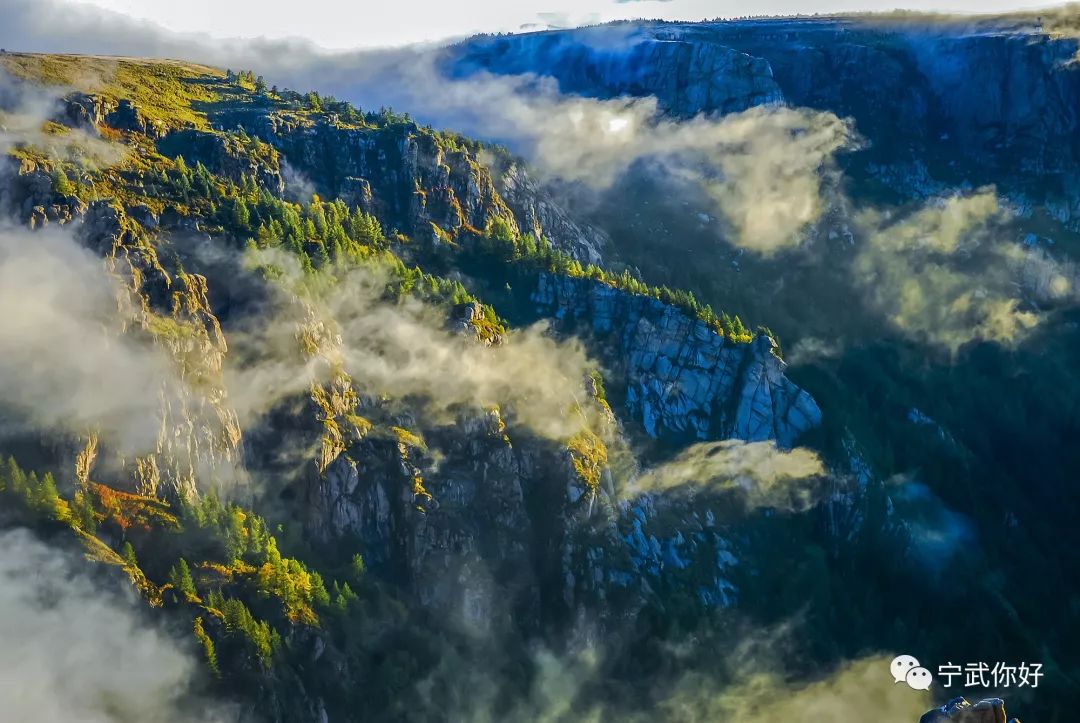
[105,99,166,138]
[58,92,108,130]
[126,203,159,229]
[920,697,1019,723]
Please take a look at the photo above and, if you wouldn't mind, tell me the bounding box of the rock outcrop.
[532,273,821,447]
[308,408,548,634]
[494,160,607,264]
[58,92,167,137]
[199,107,606,262]
[448,26,784,115]
[298,266,824,627]
[77,202,244,501]
[0,157,86,225]
[157,128,286,195]
[920,697,1021,723]
[245,113,511,238]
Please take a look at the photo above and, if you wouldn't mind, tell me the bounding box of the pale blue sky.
[75,0,1067,48]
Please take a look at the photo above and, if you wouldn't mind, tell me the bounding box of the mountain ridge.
[0,51,867,722]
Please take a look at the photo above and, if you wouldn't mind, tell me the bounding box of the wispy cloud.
[280,56,852,255]
[225,248,597,441]
[853,191,1043,352]
[0,226,178,453]
[0,528,238,722]
[627,440,825,510]
[644,654,930,723]
[409,619,930,723]
[886,476,977,572]
[0,68,127,170]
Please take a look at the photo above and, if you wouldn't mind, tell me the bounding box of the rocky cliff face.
[158,128,286,195]
[1,71,827,625]
[304,378,752,630]
[1,166,244,501]
[533,273,821,448]
[310,409,583,632]
[448,27,784,115]
[294,270,828,631]
[61,92,169,138]
[448,19,1080,224]
[700,21,1080,189]
[177,106,607,262]
[494,160,607,265]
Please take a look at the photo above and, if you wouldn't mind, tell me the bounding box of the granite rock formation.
[533,273,821,447]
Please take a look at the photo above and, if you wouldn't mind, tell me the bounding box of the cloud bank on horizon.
[0,0,1070,50]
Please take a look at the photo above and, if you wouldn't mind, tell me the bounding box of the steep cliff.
[533,273,821,447]
[177,102,608,262]
[448,27,783,115]
[1,156,243,501]
[5,43,1054,723]
[448,18,1080,222]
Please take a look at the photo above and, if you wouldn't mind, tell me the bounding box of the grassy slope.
[0,53,227,130]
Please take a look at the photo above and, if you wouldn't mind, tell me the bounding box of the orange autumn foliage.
[88,482,179,534]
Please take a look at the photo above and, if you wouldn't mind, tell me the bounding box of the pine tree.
[71,487,97,533]
[315,242,331,268]
[233,198,251,230]
[22,472,39,508]
[169,558,197,598]
[206,590,226,612]
[341,581,358,601]
[192,162,213,197]
[221,598,245,631]
[35,472,62,518]
[121,541,138,568]
[310,572,330,607]
[732,315,748,341]
[352,553,366,578]
[53,168,75,196]
[329,235,344,263]
[4,457,25,498]
[193,617,220,677]
[719,312,735,339]
[225,506,247,560]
